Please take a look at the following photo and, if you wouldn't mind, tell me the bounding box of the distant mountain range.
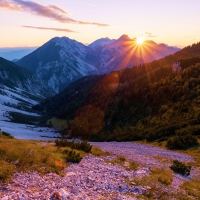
[17,35,180,93]
[0,47,37,61]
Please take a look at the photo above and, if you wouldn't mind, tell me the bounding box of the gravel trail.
[91,142,194,167]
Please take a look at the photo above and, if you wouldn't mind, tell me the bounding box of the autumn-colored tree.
[71,105,105,138]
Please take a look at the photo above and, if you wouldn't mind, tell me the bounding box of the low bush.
[176,125,200,136]
[166,134,198,149]
[63,149,82,163]
[170,160,191,176]
[55,139,92,153]
[2,131,14,138]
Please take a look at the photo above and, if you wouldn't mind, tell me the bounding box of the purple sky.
[0,0,200,47]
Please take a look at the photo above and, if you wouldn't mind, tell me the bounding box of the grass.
[180,178,200,199]
[129,161,140,170]
[108,155,126,166]
[48,117,69,129]
[91,146,111,157]
[0,133,110,183]
[0,160,15,182]
[125,167,174,199]
[137,167,173,186]
[106,155,140,171]
[132,140,200,199]
[0,135,90,183]
[0,137,66,182]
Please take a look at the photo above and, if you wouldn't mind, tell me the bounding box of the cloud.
[138,32,156,38]
[144,32,156,38]
[48,5,68,14]
[0,0,109,27]
[22,26,78,33]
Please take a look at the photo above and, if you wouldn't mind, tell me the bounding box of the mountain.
[17,35,180,93]
[88,37,116,49]
[87,35,143,74]
[87,35,180,74]
[17,37,97,93]
[33,41,200,144]
[140,40,180,61]
[0,47,37,61]
[0,57,53,97]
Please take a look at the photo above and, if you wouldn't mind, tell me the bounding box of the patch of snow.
[0,120,59,140]
[0,104,40,117]
[48,74,59,93]
[0,85,58,140]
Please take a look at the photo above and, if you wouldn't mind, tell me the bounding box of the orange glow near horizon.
[136,37,145,45]
[107,37,167,86]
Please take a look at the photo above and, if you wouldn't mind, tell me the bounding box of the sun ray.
[136,37,145,45]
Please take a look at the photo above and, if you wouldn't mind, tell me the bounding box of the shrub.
[2,131,14,138]
[166,134,198,149]
[55,139,92,153]
[176,125,200,136]
[129,161,140,170]
[118,155,126,162]
[170,160,191,176]
[63,150,82,163]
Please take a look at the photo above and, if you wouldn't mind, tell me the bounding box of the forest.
[33,42,200,149]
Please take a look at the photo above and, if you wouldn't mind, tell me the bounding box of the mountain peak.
[117,34,130,41]
[50,36,70,43]
[89,37,116,49]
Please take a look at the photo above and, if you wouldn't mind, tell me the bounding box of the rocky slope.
[0,142,199,199]
[0,57,53,97]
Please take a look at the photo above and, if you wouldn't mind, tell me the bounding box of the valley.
[0,31,200,200]
[0,85,59,140]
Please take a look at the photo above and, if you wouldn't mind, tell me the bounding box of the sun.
[136,37,145,45]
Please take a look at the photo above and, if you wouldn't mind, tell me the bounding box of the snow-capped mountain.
[17,37,97,93]
[87,35,143,74]
[88,37,116,49]
[0,57,53,97]
[88,35,180,74]
[17,35,180,93]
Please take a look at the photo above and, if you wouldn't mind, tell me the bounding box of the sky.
[0,0,200,48]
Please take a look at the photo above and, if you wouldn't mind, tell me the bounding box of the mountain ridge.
[17,35,181,93]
